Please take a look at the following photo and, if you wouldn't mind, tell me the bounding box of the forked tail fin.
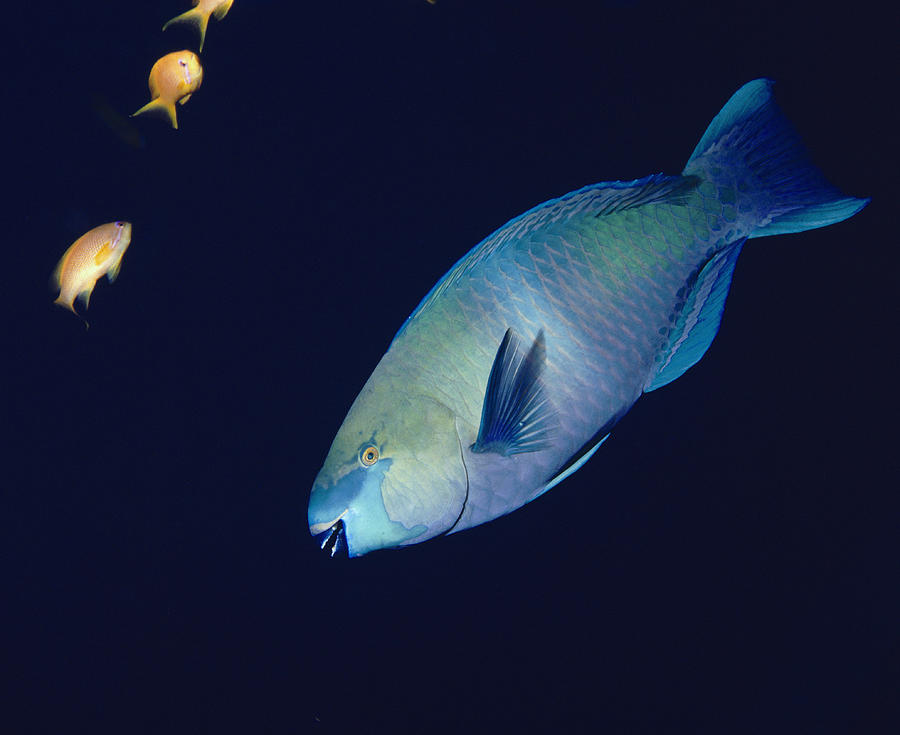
[684,79,869,238]
[132,98,179,129]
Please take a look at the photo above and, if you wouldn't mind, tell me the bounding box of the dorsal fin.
[399,174,699,338]
[471,328,555,456]
[470,173,698,259]
[645,240,745,392]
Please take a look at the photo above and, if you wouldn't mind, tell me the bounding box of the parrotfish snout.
[309,391,471,557]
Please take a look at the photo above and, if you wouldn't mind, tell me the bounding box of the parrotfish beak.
[313,518,346,558]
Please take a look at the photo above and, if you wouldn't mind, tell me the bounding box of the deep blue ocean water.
[4,1,897,732]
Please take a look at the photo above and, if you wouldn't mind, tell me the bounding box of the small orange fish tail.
[213,1,234,21]
[132,98,179,129]
[162,8,211,52]
[53,294,74,313]
[53,294,87,329]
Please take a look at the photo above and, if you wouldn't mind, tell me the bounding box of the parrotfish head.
[308,382,468,557]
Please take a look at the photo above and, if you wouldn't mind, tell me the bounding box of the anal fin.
[645,240,745,392]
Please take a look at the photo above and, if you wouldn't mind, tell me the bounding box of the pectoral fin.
[93,242,112,266]
[471,328,555,456]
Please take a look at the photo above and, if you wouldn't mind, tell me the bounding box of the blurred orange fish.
[132,51,203,129]
[52,221,133,321]
[163,0,234,52]
[91,94,146,149]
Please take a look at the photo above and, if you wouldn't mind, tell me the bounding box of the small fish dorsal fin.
[645,240,745,392]
[471,328,555,456]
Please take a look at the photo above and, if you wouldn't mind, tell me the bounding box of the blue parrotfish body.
[308,80,869,557]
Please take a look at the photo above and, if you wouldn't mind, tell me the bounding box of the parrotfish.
[132,51,203,129]
[308,80,869,558]
[162,0,234,53]
[52,221,133,320]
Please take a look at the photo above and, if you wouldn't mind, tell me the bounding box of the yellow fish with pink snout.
[163,0,234,53]
[132,51,203,129]
[52,222,132,322]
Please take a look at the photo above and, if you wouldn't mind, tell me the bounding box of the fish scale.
[308,80,869,556]
[451,200,732,526]
[383,194,719,527]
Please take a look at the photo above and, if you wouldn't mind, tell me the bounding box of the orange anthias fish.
[162,0,234,52]
[132,51,203,129]
[52,221,133,320]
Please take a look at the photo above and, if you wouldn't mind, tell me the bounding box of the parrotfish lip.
[309,508,347,537]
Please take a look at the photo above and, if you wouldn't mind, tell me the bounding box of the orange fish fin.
[162,7,202,32]
[132,98,179,129]
[213,1,234,21]
[162,7,210,52]
[50,240,79,290]
[50,255,66,291]
[53,293,76,314]
[93,242,112,266]
[106,255,124,283]
[56,294,88,328]
[77,287,94,310]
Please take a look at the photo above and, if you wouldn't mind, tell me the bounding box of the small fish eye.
[359,445,379,467]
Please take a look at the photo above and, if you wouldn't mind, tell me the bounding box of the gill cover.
[309,392,468,556]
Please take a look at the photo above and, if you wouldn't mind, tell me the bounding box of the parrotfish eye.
[358,444,379,467]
